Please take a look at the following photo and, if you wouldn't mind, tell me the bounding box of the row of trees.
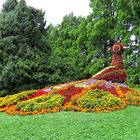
[0,0,139,96]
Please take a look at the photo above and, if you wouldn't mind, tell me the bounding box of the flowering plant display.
[91,42,127,83]
[27,90,49,100]
[16,93,64,112]
[0,42,139,115]
[0,90,36,108]
[92,66,127,83]
[0,78,139,115]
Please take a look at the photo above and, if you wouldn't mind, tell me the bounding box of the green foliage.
[130,85,140,91]
[0,0,50,95]
[0,0,139,95]
[0,90,9,97]
[87,58,106,75]
[2,0,18,12]
[47,14,87,84]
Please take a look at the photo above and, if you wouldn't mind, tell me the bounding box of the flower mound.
[92,66,127,83]
[0,79,139,115]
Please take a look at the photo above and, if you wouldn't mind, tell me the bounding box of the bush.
[0,90,9,97]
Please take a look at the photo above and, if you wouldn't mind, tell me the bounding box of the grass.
[0,106,140,140]
[0,86,140,140]
[131,85,140,91]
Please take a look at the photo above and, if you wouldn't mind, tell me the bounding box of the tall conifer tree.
[0,0,50,96]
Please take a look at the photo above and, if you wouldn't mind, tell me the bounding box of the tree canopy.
[0,0,139,96]
[0,0,50,96]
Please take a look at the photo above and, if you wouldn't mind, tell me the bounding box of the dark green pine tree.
[0,0,51,96]
[1,0,18,12]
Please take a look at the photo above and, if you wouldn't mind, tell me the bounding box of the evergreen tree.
[2,0,18,12]
[0,0,50,96]
[0,0,139,96]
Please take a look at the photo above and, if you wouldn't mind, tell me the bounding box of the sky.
[0,0,92,25]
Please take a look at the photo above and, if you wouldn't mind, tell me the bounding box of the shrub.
[0,90,9,97]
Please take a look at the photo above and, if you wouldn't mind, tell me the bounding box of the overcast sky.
[0,0,91,25]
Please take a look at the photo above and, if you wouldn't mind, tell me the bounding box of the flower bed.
[0,90,36,108]
[92,66,127,83]
[63,89,126,112]
[56,86,84,103]
[0,79,139,115]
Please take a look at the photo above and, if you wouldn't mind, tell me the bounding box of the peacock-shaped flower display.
[92,42,127,83]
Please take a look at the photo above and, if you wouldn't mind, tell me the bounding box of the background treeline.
[0,0,140,96]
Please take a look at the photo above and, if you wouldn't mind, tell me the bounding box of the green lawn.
[0,106,140,140]
[131,85,140,91]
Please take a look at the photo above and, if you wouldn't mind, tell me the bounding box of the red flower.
[27,90,48,99]
[56,86,83,103]
[97,85,119,97]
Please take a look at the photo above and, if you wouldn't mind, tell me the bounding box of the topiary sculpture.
[92,42,127,83]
